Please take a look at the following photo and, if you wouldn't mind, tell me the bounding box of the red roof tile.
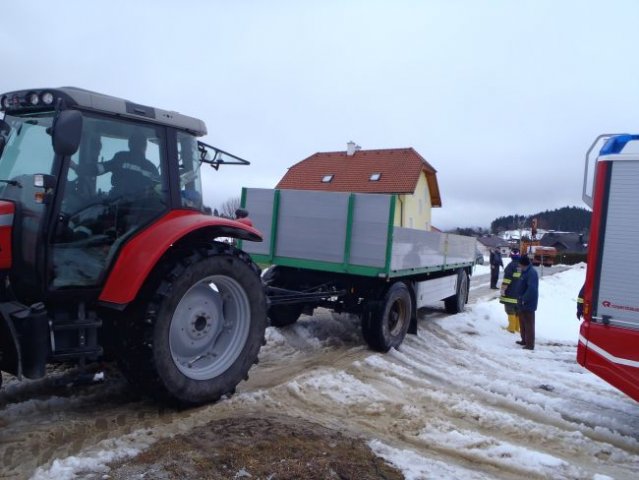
[276,147,442,207]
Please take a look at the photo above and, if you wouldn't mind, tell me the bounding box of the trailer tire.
[117,243,267,405]
[361,282,412,353]
[444,269,469,314]
[268,304,303,327]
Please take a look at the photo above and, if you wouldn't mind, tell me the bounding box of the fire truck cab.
[578,134,639,402]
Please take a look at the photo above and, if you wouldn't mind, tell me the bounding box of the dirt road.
[2,265,638,479]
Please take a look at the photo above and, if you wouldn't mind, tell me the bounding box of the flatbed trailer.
[240,188,477,351]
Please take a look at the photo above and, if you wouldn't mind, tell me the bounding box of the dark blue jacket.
[517,265,539,312]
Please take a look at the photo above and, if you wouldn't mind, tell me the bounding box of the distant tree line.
[490,206,591,234]
[447,226,491,236]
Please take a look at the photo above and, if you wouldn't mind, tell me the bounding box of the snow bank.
[368,440,486,480]
[454,264,585,344]
[473,263,491,276]
[287,369,387,405]
[30,430,154,480]
[535,264,586,342]
[418,420,576,477]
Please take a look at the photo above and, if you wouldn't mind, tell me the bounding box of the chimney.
[346,141,361,156]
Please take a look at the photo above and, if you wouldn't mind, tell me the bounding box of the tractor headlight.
[27,92,39,106]
[34,174,45,188]
[41,92,54,105]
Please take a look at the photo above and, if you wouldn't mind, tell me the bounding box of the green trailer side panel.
[268,190,281,262]
[241,188,477,279]
[343,194,355,267]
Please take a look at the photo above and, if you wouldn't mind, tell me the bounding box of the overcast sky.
[2,1,638,229]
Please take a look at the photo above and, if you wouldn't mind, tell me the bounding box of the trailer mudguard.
[99,210,262,306]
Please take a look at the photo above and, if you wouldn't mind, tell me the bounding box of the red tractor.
[0,87,267,405]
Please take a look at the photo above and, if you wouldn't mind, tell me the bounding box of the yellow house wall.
[393,172,432,230]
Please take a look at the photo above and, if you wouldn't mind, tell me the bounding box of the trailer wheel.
[118,243,267,405]
[361,282,412,352]
[444,269,469,314]
[268,304,303,327]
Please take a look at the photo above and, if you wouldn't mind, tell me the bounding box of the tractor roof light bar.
[0,87,207,136]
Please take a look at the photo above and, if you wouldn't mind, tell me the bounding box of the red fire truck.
[578,134,639,402]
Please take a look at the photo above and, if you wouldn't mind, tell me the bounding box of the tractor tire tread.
[117,241,266,405]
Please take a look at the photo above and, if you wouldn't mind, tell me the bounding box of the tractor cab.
[0,88,266,404]
[0,88,249,294]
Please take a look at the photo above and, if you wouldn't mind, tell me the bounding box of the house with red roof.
[276,142,441,230]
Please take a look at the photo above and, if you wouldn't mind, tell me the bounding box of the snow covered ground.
[5,264,639,480]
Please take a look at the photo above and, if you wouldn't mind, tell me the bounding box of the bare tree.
[219,196,241,218]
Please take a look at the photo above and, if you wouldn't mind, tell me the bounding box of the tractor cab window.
[177,131,203,210]
[0,113,55,194]
[52,116,168,288]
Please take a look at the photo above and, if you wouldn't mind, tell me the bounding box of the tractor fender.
[99,210,262,306]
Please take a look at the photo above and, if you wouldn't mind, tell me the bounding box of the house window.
[369,172,382,181]
[321,174,334,183]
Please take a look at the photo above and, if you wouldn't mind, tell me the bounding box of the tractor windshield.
[0,113,55,194]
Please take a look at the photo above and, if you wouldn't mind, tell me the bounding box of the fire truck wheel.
[361,281,412,353]
[118,243,267,405]
[444,269,469,314]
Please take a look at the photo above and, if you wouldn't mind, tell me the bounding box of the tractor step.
[52,320,102,331]
[51,346,103,361]
[50,311,103,362]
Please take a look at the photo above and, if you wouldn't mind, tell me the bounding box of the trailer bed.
[240,188,476,277]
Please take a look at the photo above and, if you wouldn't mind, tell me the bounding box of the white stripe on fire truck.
[579,334,639,369]
[0,213,14,227]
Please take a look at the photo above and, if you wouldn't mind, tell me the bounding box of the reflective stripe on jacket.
[499,260,521,305]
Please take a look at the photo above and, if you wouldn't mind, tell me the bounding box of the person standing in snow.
[500,248,521,335]
[576,284,585,319]
[489,248,503,289]
[516,255,539,350]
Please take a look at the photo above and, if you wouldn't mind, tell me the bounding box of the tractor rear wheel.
[118,243,267,405]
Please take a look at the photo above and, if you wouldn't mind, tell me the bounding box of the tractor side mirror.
[52,110,83,156]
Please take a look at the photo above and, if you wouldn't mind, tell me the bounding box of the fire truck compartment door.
[596,159,639,330]
[581,322,639,402]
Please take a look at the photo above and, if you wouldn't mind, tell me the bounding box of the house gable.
[276,147,442,207]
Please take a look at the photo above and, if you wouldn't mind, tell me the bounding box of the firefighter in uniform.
[577,284,585,319]
[500,248,522,334]
[489,248,503,289]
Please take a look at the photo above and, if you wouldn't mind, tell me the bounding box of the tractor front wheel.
[119,244,267,405]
